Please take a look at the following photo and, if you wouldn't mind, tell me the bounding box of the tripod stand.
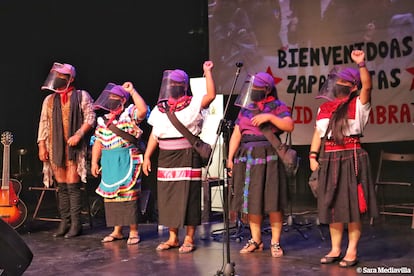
[210,181,246,243]
[282,175,325,241]
[204,62,243,276]
[210,120,245,244]
[282,171,314,240]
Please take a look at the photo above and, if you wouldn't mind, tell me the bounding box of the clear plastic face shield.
[234,74,270,111]
[317,67,358,101]
[93,83,126,112]
[157,70,189,104]
[41,63,74,93]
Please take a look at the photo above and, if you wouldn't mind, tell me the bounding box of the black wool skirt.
[230,140,288,215]
[104,200,138,227]
[317,148,378,224]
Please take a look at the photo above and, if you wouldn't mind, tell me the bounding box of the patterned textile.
[230,99,290,215]
[148,94,204,228]
[95,146,142,200]
[94,104,144,200]
[94,104,143,149]
[316,97,371,138]
[315,95,378,223]
[236,99,291,136]
[231,140,287,215]
[156,146,202,228]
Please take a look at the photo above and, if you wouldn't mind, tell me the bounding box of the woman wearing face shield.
[90,82,148,245]
[142,61,216,254]
[38,62,96,238]
[227,72,294,258]
[309,50,378,267]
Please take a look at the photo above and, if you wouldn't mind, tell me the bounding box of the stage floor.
[14,203,414,276]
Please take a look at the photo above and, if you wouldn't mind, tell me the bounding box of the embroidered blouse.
[94,104,143,149]
[315,96,371,138]
[236,99,291,136]
[147,93,204,139]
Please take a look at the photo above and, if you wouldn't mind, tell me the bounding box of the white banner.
[208,0,414,145]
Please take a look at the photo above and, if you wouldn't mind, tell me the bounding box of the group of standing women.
[37,49,378,266]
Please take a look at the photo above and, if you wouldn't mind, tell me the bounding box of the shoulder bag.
[260,125,299,177]
[165,111,212,167]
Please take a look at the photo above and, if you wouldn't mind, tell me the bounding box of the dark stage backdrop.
[0,0,209,175]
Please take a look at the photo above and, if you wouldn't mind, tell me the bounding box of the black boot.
[53,183,71,237]
[64,183,83,238]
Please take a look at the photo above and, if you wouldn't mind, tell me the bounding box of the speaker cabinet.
[0,219,33,276]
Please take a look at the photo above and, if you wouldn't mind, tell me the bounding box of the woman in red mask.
[309,50,378,267]
[91,82,148,245]
[143,61,216,254]
[38,62,96,238]
[227,71,294,257]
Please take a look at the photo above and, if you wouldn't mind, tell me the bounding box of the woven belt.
[324,137,361,152]
[159,137,192,150]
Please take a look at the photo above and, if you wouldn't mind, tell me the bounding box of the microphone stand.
[205,62,243,276]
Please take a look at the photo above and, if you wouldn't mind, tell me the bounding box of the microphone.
[235,61,243,68]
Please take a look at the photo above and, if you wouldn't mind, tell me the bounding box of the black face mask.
[107,99,122,111]
[333,84,351,98]
[53,78,68,89]
[250,89,266,102]
[169,86,185,99]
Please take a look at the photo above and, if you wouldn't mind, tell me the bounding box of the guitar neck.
[2,144,10,189]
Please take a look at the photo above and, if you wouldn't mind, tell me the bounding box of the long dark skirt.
[157,147,202,228]
[230,140,288,215]
[317,148,378,224]
[104,200,138,226]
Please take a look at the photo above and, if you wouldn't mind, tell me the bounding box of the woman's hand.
[251,113,271,127]
[142,158,151,176]
[91,163,101,178]
[203,60,214,72]
[122,81,135,95]
[351,50,365,64]
[226,160,234,177]
[310,158,319,171]
[67,134,81,147]
[38,143,49,162]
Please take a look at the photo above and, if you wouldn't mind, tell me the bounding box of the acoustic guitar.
[0,131,27,229]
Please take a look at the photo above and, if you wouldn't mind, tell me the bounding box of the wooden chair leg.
[411,209,414,229]
[370,184,379,226]
[31,190,46,220]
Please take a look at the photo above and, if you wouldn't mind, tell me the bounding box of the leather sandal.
[127,236,140,245]
[339,258,359,268]
[156,241,179,251]
[270,242,284,258]
[320,252,342,264]
[101,234,124,243]
[240,239,263,254]
[178,243,196,254]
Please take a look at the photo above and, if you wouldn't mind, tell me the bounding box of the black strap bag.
[166,111,212,167]
[104,118,146,153]
[260,125,299,177]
